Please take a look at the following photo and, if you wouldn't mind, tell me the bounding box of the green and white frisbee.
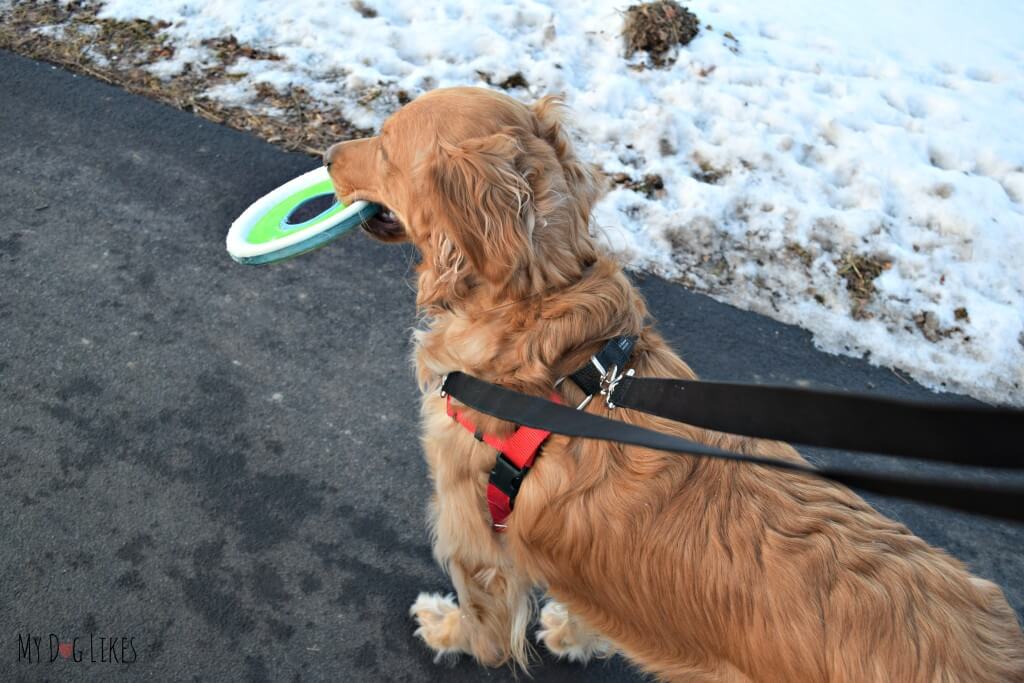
[226,166,378,265]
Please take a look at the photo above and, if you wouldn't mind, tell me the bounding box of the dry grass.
[0,0,370,156]
[836,253,890,319]
[786,242,814,268]
[622,0,700,67]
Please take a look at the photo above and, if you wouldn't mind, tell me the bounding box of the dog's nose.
[323,143,340,169]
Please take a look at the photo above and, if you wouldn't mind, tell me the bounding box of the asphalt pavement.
[1,50,1020,681]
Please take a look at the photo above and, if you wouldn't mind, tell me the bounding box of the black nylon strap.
[441,372,1024,522]
[612,377,1024,469]
[569,336,637,396]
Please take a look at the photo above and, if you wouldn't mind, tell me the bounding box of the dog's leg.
[537,599,614,663]
[412,560,532,668]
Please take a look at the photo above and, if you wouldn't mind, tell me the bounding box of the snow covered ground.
[85,0,1024,405]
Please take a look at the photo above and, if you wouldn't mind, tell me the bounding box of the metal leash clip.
[599,365,635,409]
[558,356,636,410]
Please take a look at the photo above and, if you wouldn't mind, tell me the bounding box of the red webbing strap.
[486,485,513,530]
[499,420,554,468]
[445,392,561,531]
[446,394,504,451]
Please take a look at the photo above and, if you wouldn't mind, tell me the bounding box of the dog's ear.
[426,131,535,287]
[530,96,606,227]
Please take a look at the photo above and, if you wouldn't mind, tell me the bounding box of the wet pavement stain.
[166,538,258,638]
[57,375,104,402]
[250,562,290,606]
[83,613,99,632]
[116,569,146,592]
[116,533,156,566]
[0,230,24,259]
[265,616,296,642]
[65,550,95,571]
[188,440,326,552]
[299,571,322,595]
[311,541,429,612]
[244,654,271,683]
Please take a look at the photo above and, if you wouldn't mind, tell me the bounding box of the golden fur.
[326,87,1024,681]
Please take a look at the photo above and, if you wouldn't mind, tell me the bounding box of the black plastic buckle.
[489,454,528,508]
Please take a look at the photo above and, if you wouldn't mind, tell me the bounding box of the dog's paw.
[410,592,467,663]
[537,600,613,664]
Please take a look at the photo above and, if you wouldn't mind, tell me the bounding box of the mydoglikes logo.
[17,632,137,665]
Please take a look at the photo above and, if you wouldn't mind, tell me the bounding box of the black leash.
[441,372,1024,522]
[570,337,1024,469]
[611,377,1024,469]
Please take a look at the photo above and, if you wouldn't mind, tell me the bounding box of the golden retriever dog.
[325,87,1024,681]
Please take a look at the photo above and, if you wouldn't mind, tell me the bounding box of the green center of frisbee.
[247,179,346,245]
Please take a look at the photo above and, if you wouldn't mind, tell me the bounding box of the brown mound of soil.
[622,0,700,67]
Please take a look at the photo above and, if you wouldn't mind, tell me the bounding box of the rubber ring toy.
[226,166,378,265]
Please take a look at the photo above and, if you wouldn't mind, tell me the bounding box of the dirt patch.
[351,1,377,19]
[836,253,890,319]
[0,1,370,156]
[475,70,530,91]
[622,0,700,67]
[691,153,727,184]
[913,310,964,343]
[722,30,740,54]
[497,72,529,90]
[200,35,282,66]
[786,242,814,268]
[611,172,666,199]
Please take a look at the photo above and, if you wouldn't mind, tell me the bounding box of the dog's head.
[325,87,603,309]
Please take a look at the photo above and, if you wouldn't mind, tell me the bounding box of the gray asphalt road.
[1,50,1020,681]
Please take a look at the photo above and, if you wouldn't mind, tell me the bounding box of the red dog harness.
[446,393,560,531]
[444,336,638,532]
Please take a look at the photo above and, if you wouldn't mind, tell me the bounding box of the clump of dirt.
[722,30,740,54]
[475,70,530,91]
[836,253,890,319]
[497,72,529,90]
[0,1,369,156]
[691,153,727,184]
[622,0,700,67]
[611,172,665,199]
[786,242,813,268]
[201,35,281,65]
[351,0,377,19]
[913,310,964,343]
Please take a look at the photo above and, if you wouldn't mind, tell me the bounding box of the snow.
[89,0,1024,405]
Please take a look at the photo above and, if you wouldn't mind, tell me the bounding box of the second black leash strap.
[610,377,1024,469]
[441,372,1024,523]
